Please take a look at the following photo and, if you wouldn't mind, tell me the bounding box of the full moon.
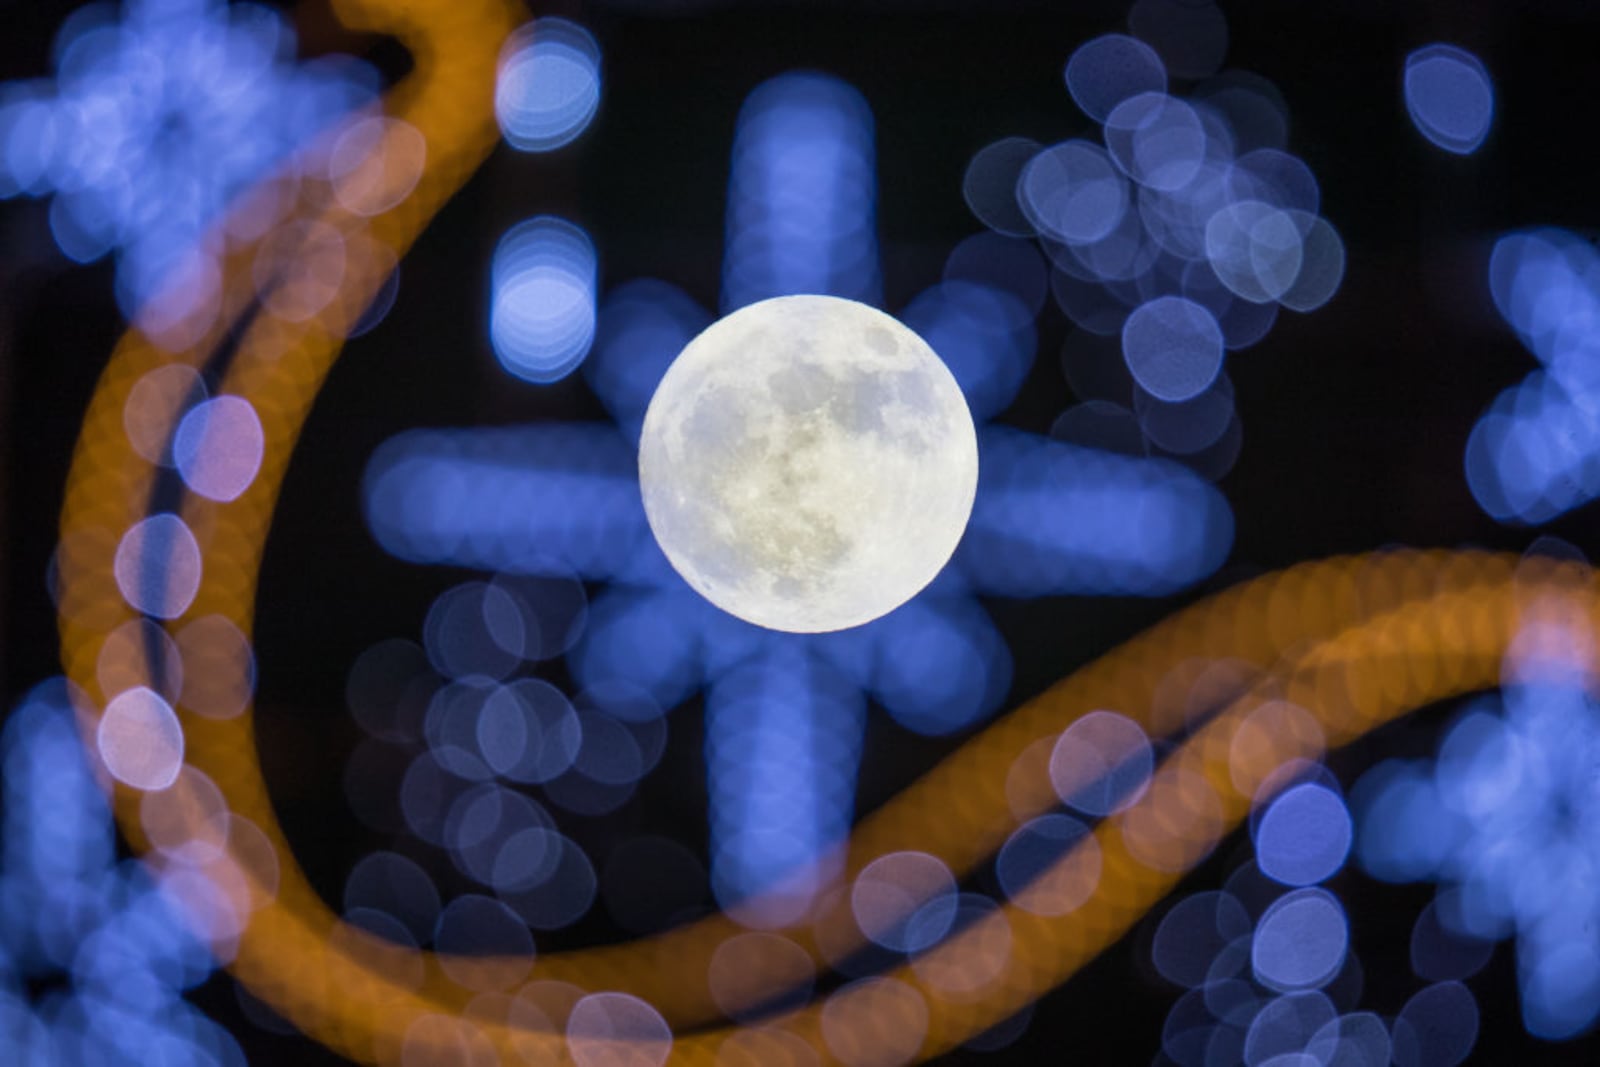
[638,294,979,633]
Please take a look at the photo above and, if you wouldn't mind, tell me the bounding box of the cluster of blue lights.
[490,216,600,383]
[0,680,241,1065]
[0,0,378,327]
[1151,758,1483,1066]
[495,18,602,154]
[484,17,604,384]
[1466,227,1600,524]
[1353,585,1600,1040]
[339,574,679,935]
[1403,44,1495,156]
[964,14,1344,481]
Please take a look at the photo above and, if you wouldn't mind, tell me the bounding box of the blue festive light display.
[361,64,1232,934]
[0,0,379,325]
[1353,588,1600,1040]
[1467,227,1600,524]
[965,23,1346,481]
[0,681,241,1065]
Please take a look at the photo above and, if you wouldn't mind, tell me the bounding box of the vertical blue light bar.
[709,71,879,923]
[705,645,865,925]
[721,72,881,312]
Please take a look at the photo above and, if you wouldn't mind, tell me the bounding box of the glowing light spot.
[434,895,535,992]
[343,851,441,945]
[97,617,182,706]
[1306,1012,1392,1067]
[963,136,1042,237]
[722,72,879,311]
[850,851,958,954]
[1205,200,1304,304]
[174,615,255,720]
[1064,34,1167,123]
[1404,45,1494,156]
[1244,991,1337,1067]
[114,514,202,619]
[496,18,602,153]
[565,993,672,1067]
[707,932,815,1022]
[491,216,598,383]
[494,679,583,784]
[139,764,228,865]
[1150,890,1252,988]
[1104,92,1206,192]
[97,687,183,792]
[1136,373,1235,455]
[1520,943,1600,1039]
[499,830,597,930]
[1278,215,1345,313]
[255,220,347,324]
[1122,295,1224,402]
[1254,782,1352,886]
[911,893,1012,997]
[124,364,206,467]
[1050,710,1153,816]
[329,116,427,217]
[994,812,1100,916]
[1252,888,1349,992]
[173,396,265,503]
[1391,981,1479,1066]
[1018,140,1129,245]
[1409,895,1493,982]
[424,581,525,681]
[821,977,928,1067]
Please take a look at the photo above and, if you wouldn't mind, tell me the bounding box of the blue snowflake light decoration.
[0,0,378,325]
[1466,227,1600,524]
[1353,573,1600,1041]
[0,680,243,1065]
[360,67,1231,926]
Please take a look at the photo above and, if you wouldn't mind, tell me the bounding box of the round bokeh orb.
[638,294,978,633]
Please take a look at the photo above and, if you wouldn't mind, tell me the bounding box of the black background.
[3,0,1600,1062]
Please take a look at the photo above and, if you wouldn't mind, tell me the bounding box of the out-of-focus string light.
[489,215,600,383]
[964,15,1346,482]
[495,17,602,153]
[1404,44,1495,156]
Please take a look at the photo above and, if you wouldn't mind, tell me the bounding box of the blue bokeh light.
[1253,782,1353,887]
[0,0,378,324]
[0,680,240,1062]
[961,37,1345,482]
[495,18,602,153]
[1122,294,1225,402]
[1468,229,1600,525]
[721,71,879,311]
[490,216,599,383]
[1404,45,1494,156]
[1252,889,1349,993]
[1064,34,1167,124]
